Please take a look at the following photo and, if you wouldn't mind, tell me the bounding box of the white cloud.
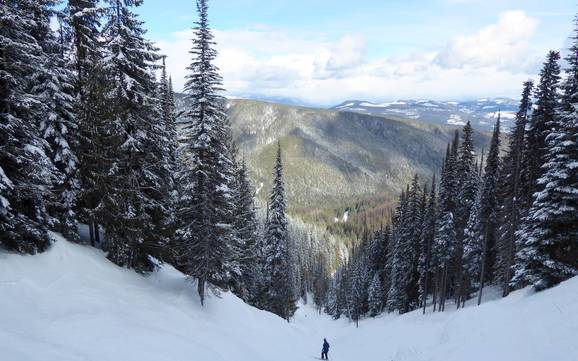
[434,10,539,71]
[155,10,543,105]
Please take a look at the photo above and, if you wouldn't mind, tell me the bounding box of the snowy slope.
[1,234,577,361]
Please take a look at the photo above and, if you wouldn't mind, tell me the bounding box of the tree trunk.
[198,278,205,306]
[89,218,95,247]
[477,231,489,306]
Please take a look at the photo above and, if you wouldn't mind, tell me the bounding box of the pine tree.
[455,121,478,306]
[513,27,578,291]
[0,0,61,253]
[368,272,384,317]
[520,51,561,211]
[463,180,483,301]
[233,158,260,301]
[496,81,533,296]
[63,0,106,247]
[349,249,370,326]
[96,0,166,271]
[32,1,81,242]
[476,117,501,303]
[432,134,459,312]
[178,0,238,305]
[262,143,297,320]
[420,175,436,313]
[387,175,421,313]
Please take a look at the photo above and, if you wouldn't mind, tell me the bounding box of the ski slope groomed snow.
[1,234,577,361]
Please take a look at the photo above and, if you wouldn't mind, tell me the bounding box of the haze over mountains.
[332,98,518,132]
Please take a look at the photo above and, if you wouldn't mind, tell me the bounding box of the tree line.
[319,19,578,322]
[0,0,324,321]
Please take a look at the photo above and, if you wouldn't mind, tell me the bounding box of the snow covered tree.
[496,81,533,296]
[349,249,370,326]
[94,0,167,271]
[478,117,501,284]
[367,272,384,317]
[30,1,81,242]
[178,0,238,305]
[513,30,578,291]
[520,51,561,211]
[433,210,456,311]
[419,175,436,313]
[61,0,107,247]
[262,143,297,320]
[0,0,61,253]
[432,135,459,312]
[463,183,483,301]
[454,121,478,306]
[387,175,421,313]
[233,158,260,301]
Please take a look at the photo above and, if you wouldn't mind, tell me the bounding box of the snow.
[1,234,577,361]
[447,114,466,126]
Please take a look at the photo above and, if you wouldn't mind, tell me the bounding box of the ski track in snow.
[1,234,577,361]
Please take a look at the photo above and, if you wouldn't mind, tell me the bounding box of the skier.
[321,338,330,360]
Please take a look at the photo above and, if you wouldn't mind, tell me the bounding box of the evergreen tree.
[419,175,436,313]
[34,1,81,242]
[262,143,297,320]
[95,0,166,271]
[0,0,60,253]
[520,51,561,211]
[496,81,533,296]
[178,0,238,304]
[455,121,478,306]
[513,28,578,291]
[387,175,421,313]
[62,0,107,247]
[368,272,384,317]
[476,117,501,302]
[234,158,260,301]
[463,181,483,301]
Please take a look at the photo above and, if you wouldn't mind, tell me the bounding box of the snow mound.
[1,234,577,361]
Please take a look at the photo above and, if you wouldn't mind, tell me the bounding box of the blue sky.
[136,0,577,105]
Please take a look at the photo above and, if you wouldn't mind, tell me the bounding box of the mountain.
[1,234,576,361]
[227,94,317,108]
[228,99,491,213]
[175,96,491,223]
[331,98,519,132]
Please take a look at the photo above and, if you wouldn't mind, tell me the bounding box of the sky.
[136,0,577,106]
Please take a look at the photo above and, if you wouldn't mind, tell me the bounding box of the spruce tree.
[513,27,578,291]
[32,1,81,242]
[520,51,561,211]
[233,158,260,301]
[96,0,166,271]
[476,117,501,302]
[455,121,478,306]
[0,0,60,253]
[178,0,238,305]
[262,143,297,320]
[420,175,436,313]
[496,81,533,296]
[63,0,106,247]
[368,272,384,316]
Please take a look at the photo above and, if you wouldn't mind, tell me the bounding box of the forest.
[1,0,577,326]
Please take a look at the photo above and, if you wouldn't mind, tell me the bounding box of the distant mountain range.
[175,95,492,217]
[331,98,519,132]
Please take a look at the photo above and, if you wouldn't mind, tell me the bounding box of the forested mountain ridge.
[176,95,492,215]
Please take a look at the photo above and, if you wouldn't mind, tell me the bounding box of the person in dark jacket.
[321,338,330,360]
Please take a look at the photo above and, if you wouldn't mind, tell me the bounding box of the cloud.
[155,10,543,105]
[434,10,539,71]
